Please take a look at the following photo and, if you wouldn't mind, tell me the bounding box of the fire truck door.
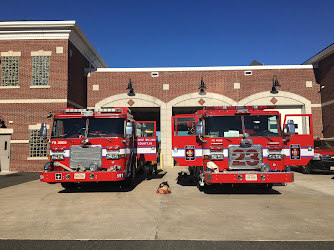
[283,114,314,166]
[172,115,202,166]
[135,121,157,162]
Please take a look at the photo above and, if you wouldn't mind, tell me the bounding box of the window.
[1,56,19,86]
[174,118,196,136]
[136,122,155,137]
[32,56,50,86]
[29,129,48,157]
[51,118,125,138]
[204,115,280,138]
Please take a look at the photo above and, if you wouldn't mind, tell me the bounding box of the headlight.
[313,153,321,160]
[260,163,270,172]
[89,162,98,171]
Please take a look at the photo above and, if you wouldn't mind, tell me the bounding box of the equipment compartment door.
[172,115,202,166]
[0,134,11,172]
[283,114,314,166]
[135,121,157,162]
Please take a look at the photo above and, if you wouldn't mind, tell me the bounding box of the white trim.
[0,86,20,89]
[31,50,52,56]
[0,128,13,134]
[303,43,334,65]
[168,92,236,107]
[0,99,67,104]
[95,93,164,109]
[67,99,84,108]
[27,157,48,160]
[29,124,50,130]
[10,140,29,144]
[311,104,322,108]
[0,21,107,68]
[321,99,334,107]
[238,91,312,114]
[30,85,50,89]
[1,51,21,56]
[92,65,313,73]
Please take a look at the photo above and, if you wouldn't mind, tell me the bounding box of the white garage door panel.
[265,106,309,135]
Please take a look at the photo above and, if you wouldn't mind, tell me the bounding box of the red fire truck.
[39,108,157,189]
[172,106,314,190]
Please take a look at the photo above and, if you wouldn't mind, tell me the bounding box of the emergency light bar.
[95,108,123,113]
[204,105,276,111]
[60,108,123,113]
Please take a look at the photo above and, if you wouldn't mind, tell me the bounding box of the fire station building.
[0,21,333,172]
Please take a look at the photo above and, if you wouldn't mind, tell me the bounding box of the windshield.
[314,140,333,149]
[51,118,125,138]
[204,115,280,138]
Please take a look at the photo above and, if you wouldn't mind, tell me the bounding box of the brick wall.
[316,53,334,139]
[0,39,69,171]
[0,38,93,171]
[1,103,65,171]
[87,68,320,105]
[0,39,68,100]
[67,41,90,108]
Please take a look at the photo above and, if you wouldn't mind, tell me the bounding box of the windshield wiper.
[89,133,113,143]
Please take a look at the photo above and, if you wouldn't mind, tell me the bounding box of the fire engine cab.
[39,108,157,189]
[172,106,314,190]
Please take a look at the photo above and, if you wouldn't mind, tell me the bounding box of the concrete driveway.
[0,167,333,241]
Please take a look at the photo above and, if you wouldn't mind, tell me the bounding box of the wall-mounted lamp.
[127,78,135,96]
[270,75,280,94]
[198,77,207,95]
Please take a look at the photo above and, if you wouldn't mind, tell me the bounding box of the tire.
[302,163,311,174]
[125,164,135,187]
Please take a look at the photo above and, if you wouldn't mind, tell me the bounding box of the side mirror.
[40,123,47,139]
[125,122,133,136]
[286,119,295,135]
[196,121,203,136]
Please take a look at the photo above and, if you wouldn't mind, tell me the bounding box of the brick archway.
[238,91,312,113]
[94,93,164,109]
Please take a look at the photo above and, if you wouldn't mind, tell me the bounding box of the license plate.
[330,166,334,171]
[74,173,85,179]
[245,174,257,181]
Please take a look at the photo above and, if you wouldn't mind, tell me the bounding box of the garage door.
[265,106,305,134]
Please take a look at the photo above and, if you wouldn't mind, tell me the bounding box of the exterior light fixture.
[270,75,280,94]
[127,78,135,96]
[198,77,207,95]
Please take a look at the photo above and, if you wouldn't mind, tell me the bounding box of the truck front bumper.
[40,171,126,183]
[205,171,294,184]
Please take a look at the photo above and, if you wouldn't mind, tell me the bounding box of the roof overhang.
[0,21,108,68]
[88,64,313,73]
[302,43,334,65]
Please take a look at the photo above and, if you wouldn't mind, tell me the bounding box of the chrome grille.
[69,145,102,169]
[228,145,263,170]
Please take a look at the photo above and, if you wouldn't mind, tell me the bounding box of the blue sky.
[1,0,334,67]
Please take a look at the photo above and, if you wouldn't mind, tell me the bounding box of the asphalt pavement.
[0,167,333,248]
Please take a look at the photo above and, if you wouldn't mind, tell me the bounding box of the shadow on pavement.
[176,171,281,195]
[59,170,167,193]
[0,172,40,189]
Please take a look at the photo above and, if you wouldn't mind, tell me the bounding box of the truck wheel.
[302,163,311,174]
[125,165,135,187]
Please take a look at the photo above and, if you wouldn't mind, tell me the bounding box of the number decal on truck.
[228,145,263,169]
[232,149,260,166]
